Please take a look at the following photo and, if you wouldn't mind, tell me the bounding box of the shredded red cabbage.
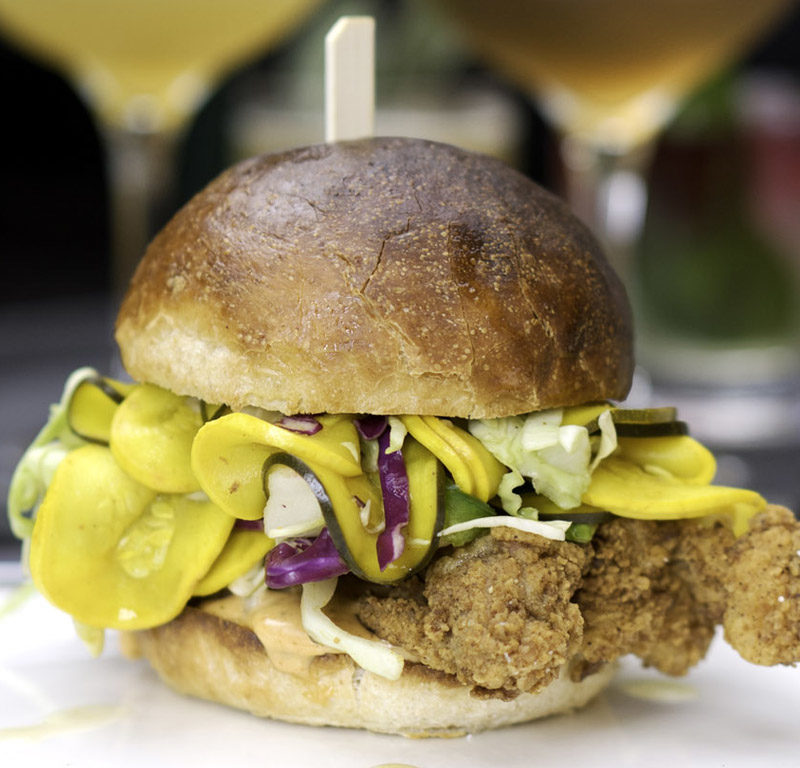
[265,528,348,589]
[276,415,322,435]
[234,518,264,531]
[268,415,409,576]
[375,427,410,570]
[355,415,388,440]
[356,416,411,570]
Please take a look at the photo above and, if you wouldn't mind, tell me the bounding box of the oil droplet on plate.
[0,704,126,742]
[619,679,698,703]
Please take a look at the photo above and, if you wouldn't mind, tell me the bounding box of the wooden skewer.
[325,16,375,143]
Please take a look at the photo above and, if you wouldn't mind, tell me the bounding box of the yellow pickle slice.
[561,404,686,437]
[583,458,764,536]
[194,527,274,597]
[110,383,203,493]
[615,435,716,485]
[67,375,134,444]
[191,412,362,521]
[324,436,444,584]
[30,444,234,629]
[274,436,444,584]
[402,415,503,501]
[526,431,762,536]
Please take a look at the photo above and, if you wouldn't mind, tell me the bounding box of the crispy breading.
[357,527,588,698]
[357,505,800,696]
[579,505,800,674]
[576,516,721,677]
[722,505,800,665]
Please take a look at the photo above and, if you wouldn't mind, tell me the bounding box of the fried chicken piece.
[720,505,800,665]
[357,527,588,698]
[357,505,800,697]
[578,505,800,675]
[575,517,719,677]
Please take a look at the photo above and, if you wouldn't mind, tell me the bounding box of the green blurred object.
[638,76,800,342]
[637,76,800,343]
[637,74,800,344]
[632,71,800,450]
[639,186,796,340]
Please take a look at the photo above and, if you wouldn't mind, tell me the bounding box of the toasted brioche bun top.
[116,137,633,417]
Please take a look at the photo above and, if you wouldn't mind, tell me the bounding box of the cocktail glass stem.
[559,137,655,298]
[103,126,180,297]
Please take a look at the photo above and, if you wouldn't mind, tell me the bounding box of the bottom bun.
[124,603,615,737]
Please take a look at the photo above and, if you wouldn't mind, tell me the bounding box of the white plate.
[1,586,798,768]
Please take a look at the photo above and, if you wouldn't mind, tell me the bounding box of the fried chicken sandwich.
[8,137,800,737]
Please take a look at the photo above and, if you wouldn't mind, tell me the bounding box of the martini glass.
[432,0,791,271]
[431,0,797,438]
[0,0,322,294]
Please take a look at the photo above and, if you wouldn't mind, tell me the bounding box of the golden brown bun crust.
[126,604,615,736]
[116,137,633,417]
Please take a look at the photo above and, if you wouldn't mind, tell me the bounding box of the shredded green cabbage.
[300,578,404,680]
[496,468,524,515]
[229,563,267,597]
[592,409,618,470]
[360,435,379,473]
[7,367,96,539]
[385,416,408,454]
[263,464,324,540]
[469,407,617,512]
[438,515,570,541]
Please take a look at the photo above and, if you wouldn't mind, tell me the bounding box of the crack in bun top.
[115,137,633,418]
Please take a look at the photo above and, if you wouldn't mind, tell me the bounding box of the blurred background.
[1,0,799,559]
